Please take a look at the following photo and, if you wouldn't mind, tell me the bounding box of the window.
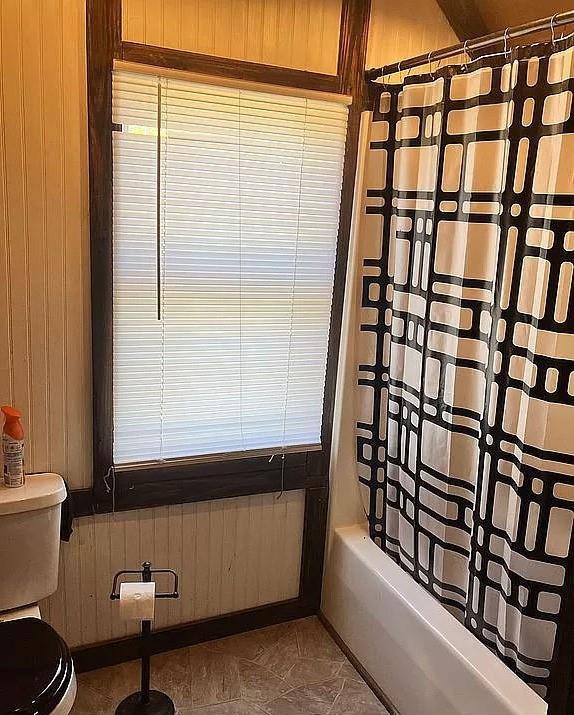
[112,71,348,466]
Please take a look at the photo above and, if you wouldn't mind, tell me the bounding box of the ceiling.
[437,0,574,45]
[477,0,573,33]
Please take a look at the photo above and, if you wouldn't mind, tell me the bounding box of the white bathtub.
[322,525,547,715]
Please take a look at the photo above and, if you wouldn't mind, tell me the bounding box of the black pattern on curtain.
[357,38,574,700]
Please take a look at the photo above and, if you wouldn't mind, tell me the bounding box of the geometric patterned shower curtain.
[356,38,574,701]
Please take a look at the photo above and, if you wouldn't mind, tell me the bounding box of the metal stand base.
[110,564,179,715]
[114,690,175,715]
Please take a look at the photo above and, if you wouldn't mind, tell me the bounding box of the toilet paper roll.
[119,581,155,621]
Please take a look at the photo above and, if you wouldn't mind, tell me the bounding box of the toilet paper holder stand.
[110,561,179,715]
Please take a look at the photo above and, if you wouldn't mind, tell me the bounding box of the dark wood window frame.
[80,0,370,524]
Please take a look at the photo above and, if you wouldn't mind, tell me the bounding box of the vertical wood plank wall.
[0,0,92,489]
[121,0,343,75]
[42,491,304,648]
[0,0,455,648]
[366,0,457,69]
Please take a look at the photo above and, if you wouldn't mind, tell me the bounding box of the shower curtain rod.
[366,9,574,81]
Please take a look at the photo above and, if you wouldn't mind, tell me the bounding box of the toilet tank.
[0,473,66,612]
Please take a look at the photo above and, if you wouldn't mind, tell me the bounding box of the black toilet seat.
[0,617,74,715]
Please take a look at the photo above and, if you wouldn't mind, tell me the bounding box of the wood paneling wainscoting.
[44,491,305,649]
[121,0,344,75]
[366,0,457,70]
[0,0,92,490]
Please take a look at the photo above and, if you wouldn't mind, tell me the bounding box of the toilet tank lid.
[0,473,66,515]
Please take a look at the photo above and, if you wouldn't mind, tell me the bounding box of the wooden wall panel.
[0,0,307,647]
[366,0,457,70]
[121,0,343,75]
[0,0,92,489]
[43,490,305,647]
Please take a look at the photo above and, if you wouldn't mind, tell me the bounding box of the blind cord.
[103,465,116,513]
[159,78,167,460]
[277,99,307,500]
[156,82,162,321]
[238,91,246,454]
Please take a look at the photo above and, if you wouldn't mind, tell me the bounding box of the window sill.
[72,448,328,516]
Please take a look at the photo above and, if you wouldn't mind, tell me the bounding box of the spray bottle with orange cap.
[1,406,25,488]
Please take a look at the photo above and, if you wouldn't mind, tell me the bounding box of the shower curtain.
[356,37,574,700]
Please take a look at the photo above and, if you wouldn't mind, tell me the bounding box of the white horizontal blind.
[112,71,348,464]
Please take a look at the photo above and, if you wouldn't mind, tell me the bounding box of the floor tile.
[283,657,341,688]
[260,677,345,715]
[294,618,345,663]
[179,700,266,714]
[76,660,140,704]
[188,645,241,708]
[337,662,364,682]
[69,617,388,715]
[150,646,193,706]
[330,678,389,715]
[207,623,293,662]
[256,631,300,678]
[237,659,291,704]
[69,683,115,714]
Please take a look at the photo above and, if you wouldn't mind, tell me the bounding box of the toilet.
[0,473,76,714]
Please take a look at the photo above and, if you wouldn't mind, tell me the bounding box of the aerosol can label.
[2,433,24,487]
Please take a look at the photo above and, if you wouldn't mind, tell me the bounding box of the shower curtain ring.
[462,40,469,69]
[551,14,558,46]
[427,51,435,79]
[503,27,510,57]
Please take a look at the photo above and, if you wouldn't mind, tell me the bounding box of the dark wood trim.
[299,487,330,610]
[70,450,327,515]
[105,457,326,514]
[319,103,364,468]
[435,0,489,41]
[83,2,372,631]
[73,598,313,673]
[87,0,120,513]
[118,450,307,485]
[120,42,342,94]
[71,488,95,518]
[319,613,399,715]
[337,0,372,99]
[321,0,371,468]
[81,7,373,649]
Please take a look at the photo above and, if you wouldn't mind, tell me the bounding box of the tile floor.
[71,616,390,714]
